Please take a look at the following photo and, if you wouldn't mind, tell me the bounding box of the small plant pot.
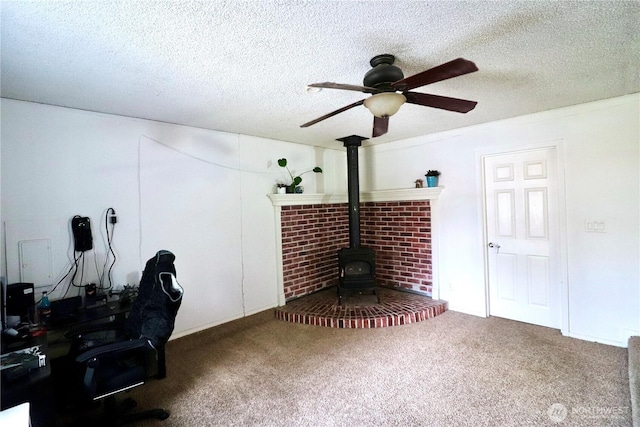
[426,176,439,187]
[285,185,304,194]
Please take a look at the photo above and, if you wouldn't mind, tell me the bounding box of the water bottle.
[40,292,51,326]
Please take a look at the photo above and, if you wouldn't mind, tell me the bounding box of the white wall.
[3,94,638,347]
[360,94,640,347]
[0,99,343,337]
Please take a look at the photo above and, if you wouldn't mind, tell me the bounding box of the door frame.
[476,140,569,335]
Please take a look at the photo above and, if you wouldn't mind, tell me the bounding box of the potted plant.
[276,183,288,194]
[278,158,322,193]
[425,170,440,187]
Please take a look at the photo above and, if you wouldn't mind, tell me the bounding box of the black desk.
[47,299,131,331]
[2,300,131,427]
[47,300,131,360]
[1,335,50,381]
[1,335,53,427]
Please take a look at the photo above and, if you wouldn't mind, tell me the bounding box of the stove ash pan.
[337,247,378,304]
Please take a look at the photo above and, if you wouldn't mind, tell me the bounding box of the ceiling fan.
[301,54,478,137]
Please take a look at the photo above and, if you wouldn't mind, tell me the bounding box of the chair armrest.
[76,338,157,399]
[75,338,155,364]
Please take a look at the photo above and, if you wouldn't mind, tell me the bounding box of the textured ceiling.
[1,1,639,149]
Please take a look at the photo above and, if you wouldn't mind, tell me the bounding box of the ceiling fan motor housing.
[363,54,404,91]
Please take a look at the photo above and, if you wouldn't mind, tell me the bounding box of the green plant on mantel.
[278,158,322,193]
[425,170,441,176]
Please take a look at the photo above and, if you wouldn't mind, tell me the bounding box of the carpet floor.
[629,336,640,426]
[110,309,633,427]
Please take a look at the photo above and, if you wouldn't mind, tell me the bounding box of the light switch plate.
[585,221,606,233]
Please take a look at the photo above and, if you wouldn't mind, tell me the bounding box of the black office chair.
[66,250,183,426]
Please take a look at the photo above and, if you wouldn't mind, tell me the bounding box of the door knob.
[488,242,501,252]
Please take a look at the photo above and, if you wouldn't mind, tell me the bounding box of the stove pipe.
[337,135,368,248]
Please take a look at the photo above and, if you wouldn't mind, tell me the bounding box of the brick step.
[275,286,447,328]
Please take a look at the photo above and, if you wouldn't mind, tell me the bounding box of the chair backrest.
[124,250,183,347]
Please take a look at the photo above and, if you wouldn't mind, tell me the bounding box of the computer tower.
[6,283,35,322]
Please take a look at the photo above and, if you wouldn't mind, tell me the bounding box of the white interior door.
[484,148,561,329]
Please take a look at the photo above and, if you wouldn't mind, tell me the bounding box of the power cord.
[99,207,117,291]
[43,211,118,300]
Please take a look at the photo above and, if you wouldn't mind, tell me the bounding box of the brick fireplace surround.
[268,188,447,328]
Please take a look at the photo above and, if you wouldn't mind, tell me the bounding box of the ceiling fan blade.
[307,82,380,94]
[300,99,365,128]
[405,92,477,113]
[392,58,478,91]
[372,116,389,137]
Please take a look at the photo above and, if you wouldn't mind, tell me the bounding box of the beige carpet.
[630,336,640,427]
[125,310,631,426]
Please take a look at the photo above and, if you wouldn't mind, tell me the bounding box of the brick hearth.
[275,286,447,329]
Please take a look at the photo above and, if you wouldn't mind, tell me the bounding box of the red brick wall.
[281,204,349,299]
[361,201,432,294]
[281,200,431,300]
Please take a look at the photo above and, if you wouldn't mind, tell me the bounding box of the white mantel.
[268,187,443,206]
[268,187,443,306]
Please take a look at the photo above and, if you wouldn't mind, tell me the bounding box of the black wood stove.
[336,135,378,304]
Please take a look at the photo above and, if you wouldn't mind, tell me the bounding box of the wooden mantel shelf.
[267,187,443,207]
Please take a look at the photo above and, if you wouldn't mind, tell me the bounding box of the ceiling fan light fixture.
[363,92,406,118]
